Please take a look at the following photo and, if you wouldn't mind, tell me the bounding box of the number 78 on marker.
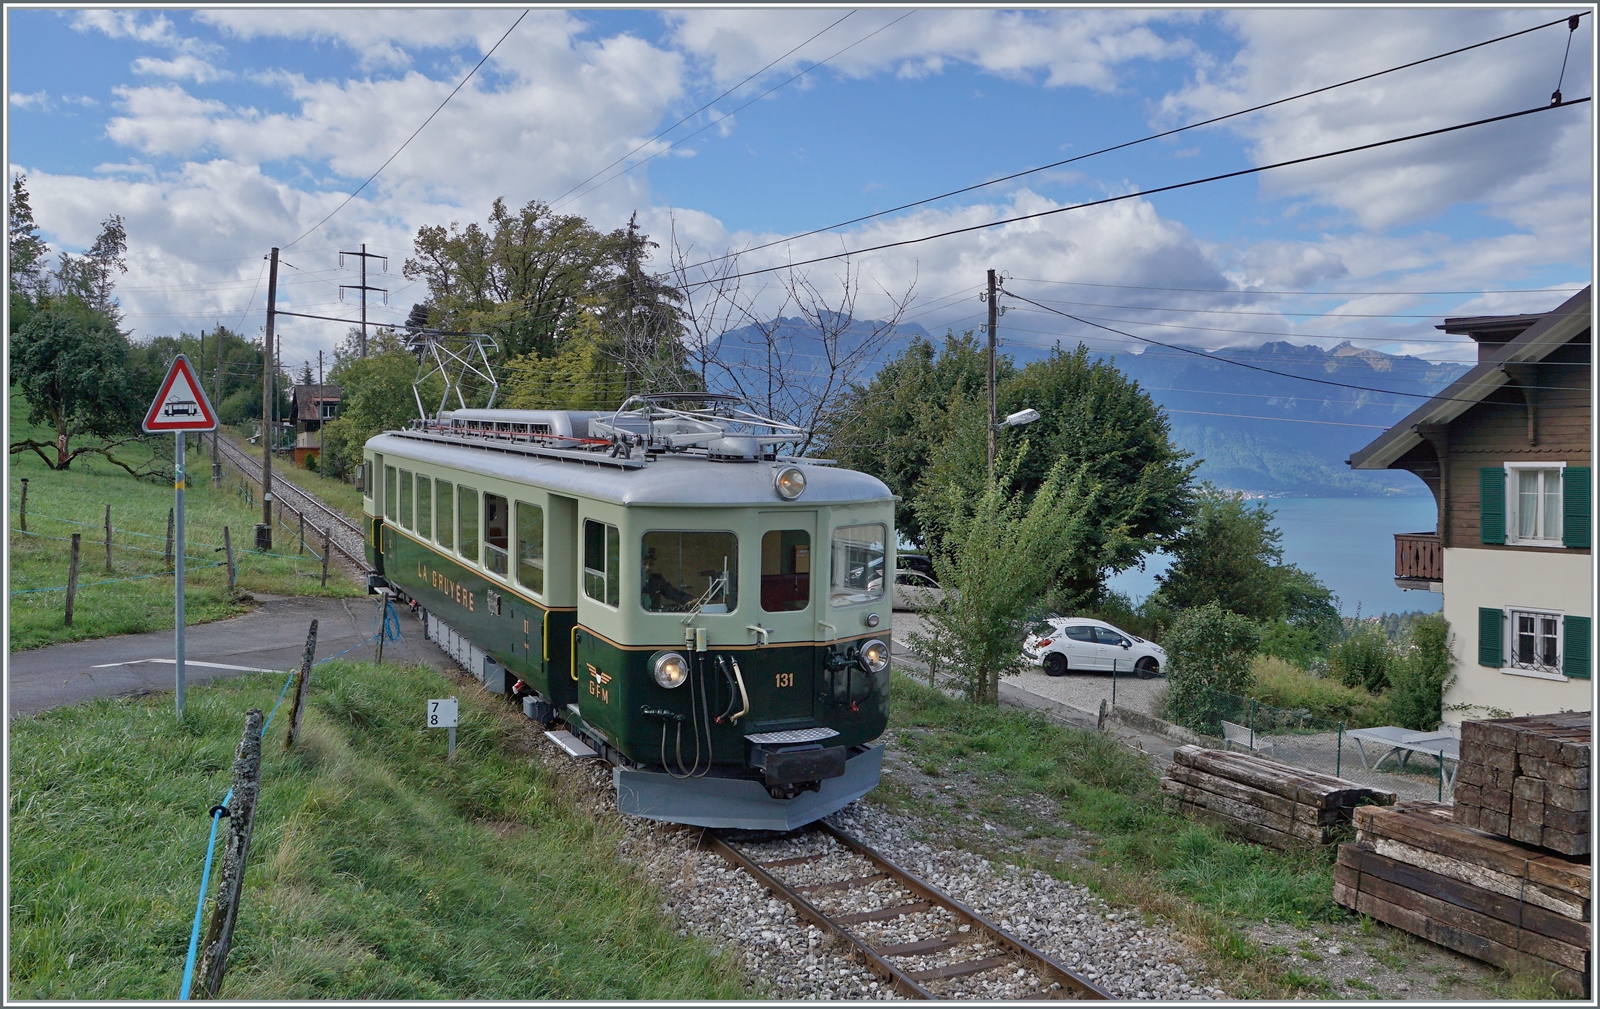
[427,698,458,728]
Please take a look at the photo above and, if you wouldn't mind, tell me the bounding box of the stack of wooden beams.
[1335,801,1590,997]
[1160,745,1396,851]
[1454,713,1591,856]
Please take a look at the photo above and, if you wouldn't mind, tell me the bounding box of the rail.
[704,822,1110,1000]
[210,435,370,573]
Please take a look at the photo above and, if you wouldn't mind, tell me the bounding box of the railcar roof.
[366,431,895,508]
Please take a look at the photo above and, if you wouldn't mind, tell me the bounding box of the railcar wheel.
[1043,652,1068,677]
[1135,657,1160,679]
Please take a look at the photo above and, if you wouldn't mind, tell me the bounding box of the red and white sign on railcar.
[142,353,218,432]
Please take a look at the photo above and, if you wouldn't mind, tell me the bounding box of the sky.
[5,6,1594,376]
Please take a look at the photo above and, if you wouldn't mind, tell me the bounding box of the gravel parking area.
[1004,666,1168,718]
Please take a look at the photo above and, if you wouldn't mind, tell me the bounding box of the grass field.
[8,398,362,652]
[8,660,747,1000]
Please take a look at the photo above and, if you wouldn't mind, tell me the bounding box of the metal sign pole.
[175,430,187,718]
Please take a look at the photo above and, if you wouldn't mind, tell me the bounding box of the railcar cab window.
[384,466,397,522]
[361,460,372,500]
[761,530,811,612]
[584,520,620,607]
[435,480,454,549]
[399,470,413,530]
[516,501,544,593]
[416,475,432,540]
[831,524,886,606]
[642,532,738,613]
[458,486,479,562]
[484,493,509,576]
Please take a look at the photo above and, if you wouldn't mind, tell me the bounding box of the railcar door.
[755,511,818,726]
[541,494,580,711]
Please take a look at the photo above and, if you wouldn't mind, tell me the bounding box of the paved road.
[8,593,449,715]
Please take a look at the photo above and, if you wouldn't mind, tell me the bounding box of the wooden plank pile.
[1160,745,1396,850]
[1335,801,1590,997]
[1454,712,1590,856]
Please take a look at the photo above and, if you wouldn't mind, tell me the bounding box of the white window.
[1506,464,1563,545]
[1508,608,1562,676]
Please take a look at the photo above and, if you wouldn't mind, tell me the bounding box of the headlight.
[774,466,807,500]
[857,638,889,673]
[653,652,688,689]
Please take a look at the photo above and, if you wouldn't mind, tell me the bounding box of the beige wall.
[1439,545,1593,730]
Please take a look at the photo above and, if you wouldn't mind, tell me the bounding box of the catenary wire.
[547,10,858,207]
[677,99,1591,291]
[553,10,918,211]
[671,12,1592,275]
[282,10,529,251]
[1007,278,1589,298]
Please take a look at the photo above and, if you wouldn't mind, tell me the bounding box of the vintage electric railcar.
[362,396,895,830]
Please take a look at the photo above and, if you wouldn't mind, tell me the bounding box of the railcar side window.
[416,476,432,540]
[830,523,886,606]
[484,493,509,576]
[583,520,620,607]
[361,460,372,499]
[399,469,413,530]
[516,501,544,593]
[760,530,810,612]
[642,532,738,613]
[384,466,397,522]
[458,486,479,562]
[435,480,453,549]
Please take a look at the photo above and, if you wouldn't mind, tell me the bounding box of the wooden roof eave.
[1349,286,1592,472]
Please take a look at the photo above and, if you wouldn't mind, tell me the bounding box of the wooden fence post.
[104,504,113,573]
[65,533,81,627]
[222,526,237,592]
[165,507,175,569]
[321,527,330,589]
[195,709,264,999]
[284,620,319,749]
[19,477,27,531]
[297,510,305,555]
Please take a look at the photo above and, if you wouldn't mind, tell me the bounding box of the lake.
[1106,496,1443,618]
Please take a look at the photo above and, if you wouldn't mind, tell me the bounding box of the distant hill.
[706,318,1468,497]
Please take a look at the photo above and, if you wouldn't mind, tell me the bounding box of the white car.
[892,570,945,611]
[1022,617,1167,678]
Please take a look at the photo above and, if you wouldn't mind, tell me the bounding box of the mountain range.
[709,318,1470,497]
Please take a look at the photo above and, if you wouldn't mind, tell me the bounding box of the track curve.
[210,434,370,574]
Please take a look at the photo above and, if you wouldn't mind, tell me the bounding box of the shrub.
[1250,656,1388,727]
[1163,602,1261,734]
[1258,619,1321,669]
[1385,613,1454,730]
[1329,627,1391,693]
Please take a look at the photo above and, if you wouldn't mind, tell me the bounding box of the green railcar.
[362,397,895,830]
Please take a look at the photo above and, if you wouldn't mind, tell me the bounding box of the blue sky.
[6,7,1593,370]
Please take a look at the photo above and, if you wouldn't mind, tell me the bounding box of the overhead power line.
[1007,278,1589,298]
[676,12,1591,274]
[553,9,918,210]
[681,97,1591,291]
[283,9,529,250]
[547,10,858,207]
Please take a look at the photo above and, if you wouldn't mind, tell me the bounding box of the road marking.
[90,658,281,673]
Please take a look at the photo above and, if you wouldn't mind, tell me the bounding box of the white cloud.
[10,90,51,111]
[133,54,231,83]
[195,9,568,70]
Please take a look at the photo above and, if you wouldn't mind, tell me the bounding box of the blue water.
[1106,497,1444,618]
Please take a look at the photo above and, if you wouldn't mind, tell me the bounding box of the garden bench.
[1220,719,1275,756]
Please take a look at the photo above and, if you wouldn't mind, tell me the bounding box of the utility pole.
[340,244,388,357]
[317,349,325,462]
[197,331,205,461]
[260,247,279,550]
[985,268,999,477]
[213,325,224,486]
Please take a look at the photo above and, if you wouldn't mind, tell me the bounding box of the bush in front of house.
[1163,602,1261,734]
[1384,613,1454,731]
[1329,626,1392,693]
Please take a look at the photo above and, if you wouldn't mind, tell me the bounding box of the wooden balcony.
[1395,532,1442,589]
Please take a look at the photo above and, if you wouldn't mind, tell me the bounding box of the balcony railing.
[1395,531,1442,584]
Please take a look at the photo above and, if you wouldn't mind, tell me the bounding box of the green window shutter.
[1479,467,1505,544]
[1478,607,1503,667]
[1562,467,1590,549]
[1564,616,1590,679]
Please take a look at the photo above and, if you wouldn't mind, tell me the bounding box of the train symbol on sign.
[162,400,200,418]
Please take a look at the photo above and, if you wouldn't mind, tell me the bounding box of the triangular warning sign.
[143,354,219,432]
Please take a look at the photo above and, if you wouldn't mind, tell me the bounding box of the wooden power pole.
[985,268,999,476]
[260,248,278,550]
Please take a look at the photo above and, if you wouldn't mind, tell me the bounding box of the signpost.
[428,697,459,759]
[144,354,219,719]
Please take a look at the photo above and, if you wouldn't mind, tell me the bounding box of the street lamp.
[987,407,1041,475]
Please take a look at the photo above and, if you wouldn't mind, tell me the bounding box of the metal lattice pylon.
[409,331,499,420]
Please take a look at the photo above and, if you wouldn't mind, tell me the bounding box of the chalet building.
[289,384,341,467]
[1349,286,1592,729]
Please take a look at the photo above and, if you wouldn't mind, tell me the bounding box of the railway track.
[705,822,1112,1000]
[210,434,370,573]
